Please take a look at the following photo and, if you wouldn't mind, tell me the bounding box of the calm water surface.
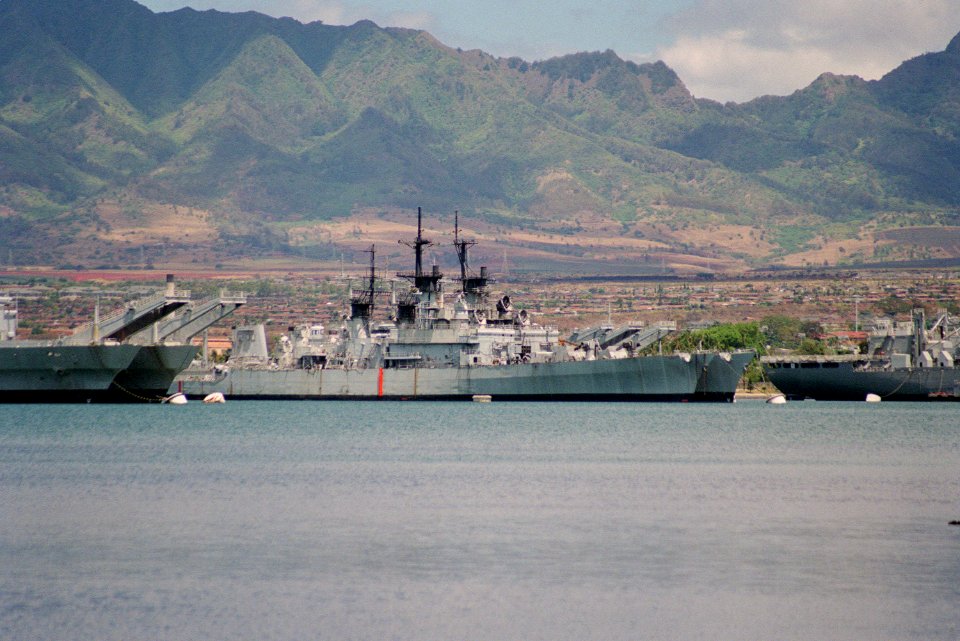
[1,401,958,640]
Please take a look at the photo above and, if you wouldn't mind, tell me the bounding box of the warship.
[178,210,754,402]
[762,308,960,401]
[0,277,244,403]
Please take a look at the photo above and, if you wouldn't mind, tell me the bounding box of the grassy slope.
[0,8,164,215]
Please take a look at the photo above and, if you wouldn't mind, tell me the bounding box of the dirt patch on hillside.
[96,202,218,244]
[676,225,777,258]
[290,218,420,246]
[503,230,668,251]
[777,235,879,266]
[284,212,744,274]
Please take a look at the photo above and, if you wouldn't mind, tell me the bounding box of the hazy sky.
[139,0,960,103]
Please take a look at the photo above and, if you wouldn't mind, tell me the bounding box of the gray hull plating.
[764,359,960,401]
[110,345,199,402]
[0,343,141,402]
[179,351,753,402]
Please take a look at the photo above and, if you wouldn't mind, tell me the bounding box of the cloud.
[284,1,435,30]
[656,0,960,102]
[284,0,359,24]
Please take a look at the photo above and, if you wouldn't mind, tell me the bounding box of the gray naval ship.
[762,308,960,401]
[0,276,244,402]
[178,210,754,402]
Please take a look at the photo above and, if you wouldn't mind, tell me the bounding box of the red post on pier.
[377,368,384,397]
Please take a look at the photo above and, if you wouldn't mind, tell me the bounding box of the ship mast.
[398,207,442,294]
[451,210,490,299]
[453,210,476,293]
[350,244,377,325]
[408,207,429,280]
[366,244,376,319]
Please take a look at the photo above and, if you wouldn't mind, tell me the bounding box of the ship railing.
[87,291,168,329]
[759,354,866,363]
[216,290,247,304]
[65,289,192,343]
[384,353,423,368]
[131,289,248,344]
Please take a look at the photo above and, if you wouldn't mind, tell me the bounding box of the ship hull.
[177,351,753,402]
[764,359,960,401]
[0,344,141,403]
[108,345,199,402]
[699,351,756,397]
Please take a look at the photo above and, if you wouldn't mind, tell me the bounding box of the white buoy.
[203,392,226,404]
[163,392,188,405]
[766,394,787,404]
[865,393,881,403]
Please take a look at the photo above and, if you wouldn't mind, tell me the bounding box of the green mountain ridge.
[1,0,960,271]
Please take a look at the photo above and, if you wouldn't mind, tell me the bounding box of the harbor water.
[1,401,958,640]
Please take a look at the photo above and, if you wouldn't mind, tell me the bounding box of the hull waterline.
[764,359,960,401]
[0,343,141,403]
[178,351,753,402]
[108,345,200,402]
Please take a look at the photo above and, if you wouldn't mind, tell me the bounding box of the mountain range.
[2,0,960,274]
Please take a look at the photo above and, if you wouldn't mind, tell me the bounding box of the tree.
[761,314,802,348]
[797,338,828,355]
[654,322,766,354]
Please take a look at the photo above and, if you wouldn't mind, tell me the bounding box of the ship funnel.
[165,274,176,297]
